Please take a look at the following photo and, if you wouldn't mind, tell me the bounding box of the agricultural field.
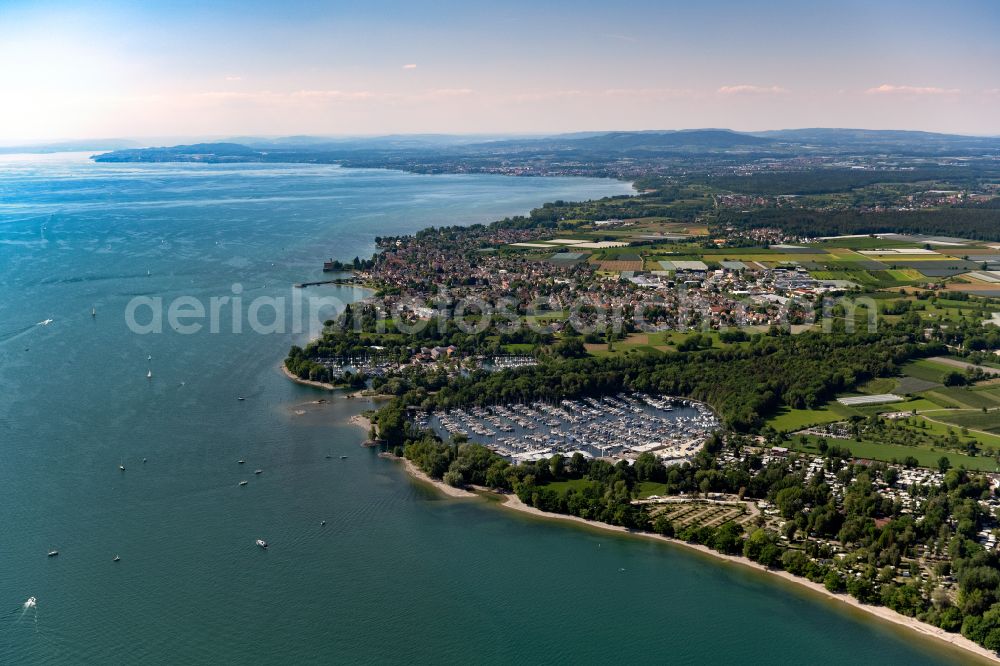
[919,386,1000,410]
[900,359,958,384]
[908,414,1000,448]
[895,376,941,394]
[793,435,1000,472]
[598,260,643,272]
[857,377,898,394]
[812,237,923,250]
[931,410,1000,435]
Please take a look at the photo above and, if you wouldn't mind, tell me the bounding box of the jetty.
[293,278,357,289]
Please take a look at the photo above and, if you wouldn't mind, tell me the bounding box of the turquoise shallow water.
[0,153,965,664]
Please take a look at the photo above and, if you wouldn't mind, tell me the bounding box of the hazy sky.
[2,0,999,142]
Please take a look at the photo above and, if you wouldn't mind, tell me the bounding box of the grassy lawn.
[858,377,897,394]
[543,478,599,495]
[884,397,944,413]
[766,400,858,432]
[636,481,669,498]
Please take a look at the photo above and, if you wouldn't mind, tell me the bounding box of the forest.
[701,167,982,196]
[715,206,1000,241]
[368,323,936,434]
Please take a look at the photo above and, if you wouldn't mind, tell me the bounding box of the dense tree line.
[374,326,933,432]
[702,168,978,196]
[714,207,1000,242]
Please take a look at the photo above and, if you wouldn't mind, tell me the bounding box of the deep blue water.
[0,153,966,664]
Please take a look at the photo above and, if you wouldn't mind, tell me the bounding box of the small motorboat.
[325,455,332,459]
[254,469,262,475]
[119,462,125,471]
[47,550,58,557]
[238,459,245,464]
[255,539,268,549]
[237,396,245,401]
[25,597,37,609]
[239,480,248,486]
[113,555,120,562]
[340,455,348,460]
[321,521,326,526]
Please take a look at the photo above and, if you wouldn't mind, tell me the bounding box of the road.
[929,356,1000,377]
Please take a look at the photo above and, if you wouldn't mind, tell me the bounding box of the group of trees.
[373,325,929,432]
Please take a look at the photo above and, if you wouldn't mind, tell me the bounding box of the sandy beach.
[393,456,480,499]
[349,413,372,431]
[279,362,335,390]
[393,456,998,664]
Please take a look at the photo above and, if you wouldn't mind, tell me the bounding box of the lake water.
[0,153,963,663]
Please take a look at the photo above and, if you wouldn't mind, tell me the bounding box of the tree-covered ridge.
[714,207,1000,242]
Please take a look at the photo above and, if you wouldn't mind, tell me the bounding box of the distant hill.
[93,142,264,162]
[0,138,141,154]
[459,129,775,154]
[91,128,1000,167]
[752,128,1000,152]
[220,133,538,150]
[562,129,775,151]
[92,130,782,164]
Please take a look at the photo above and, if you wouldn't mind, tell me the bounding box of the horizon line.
[5,126,1000,148]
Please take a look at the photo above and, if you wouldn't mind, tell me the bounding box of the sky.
[1,0,999,143]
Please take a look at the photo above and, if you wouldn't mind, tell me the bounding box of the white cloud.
[508,89,584,102]
[423,88,472,97]
[717,85,788,95]
[602,87,696,99]
[402,63,417,69]
[224,75,243,82]
[603,33,637,43]
[290,89,374,100]
[866,84,958,95]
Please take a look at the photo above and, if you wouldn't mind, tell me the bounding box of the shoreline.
[393,456,481,499]
[349,413,372,431]
[390,454,997,664]
[279,362,336,391]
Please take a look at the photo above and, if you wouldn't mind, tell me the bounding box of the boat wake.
[9,597,38,628]
[0,323,42,344]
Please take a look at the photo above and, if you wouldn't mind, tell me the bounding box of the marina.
[418,393,719,464]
